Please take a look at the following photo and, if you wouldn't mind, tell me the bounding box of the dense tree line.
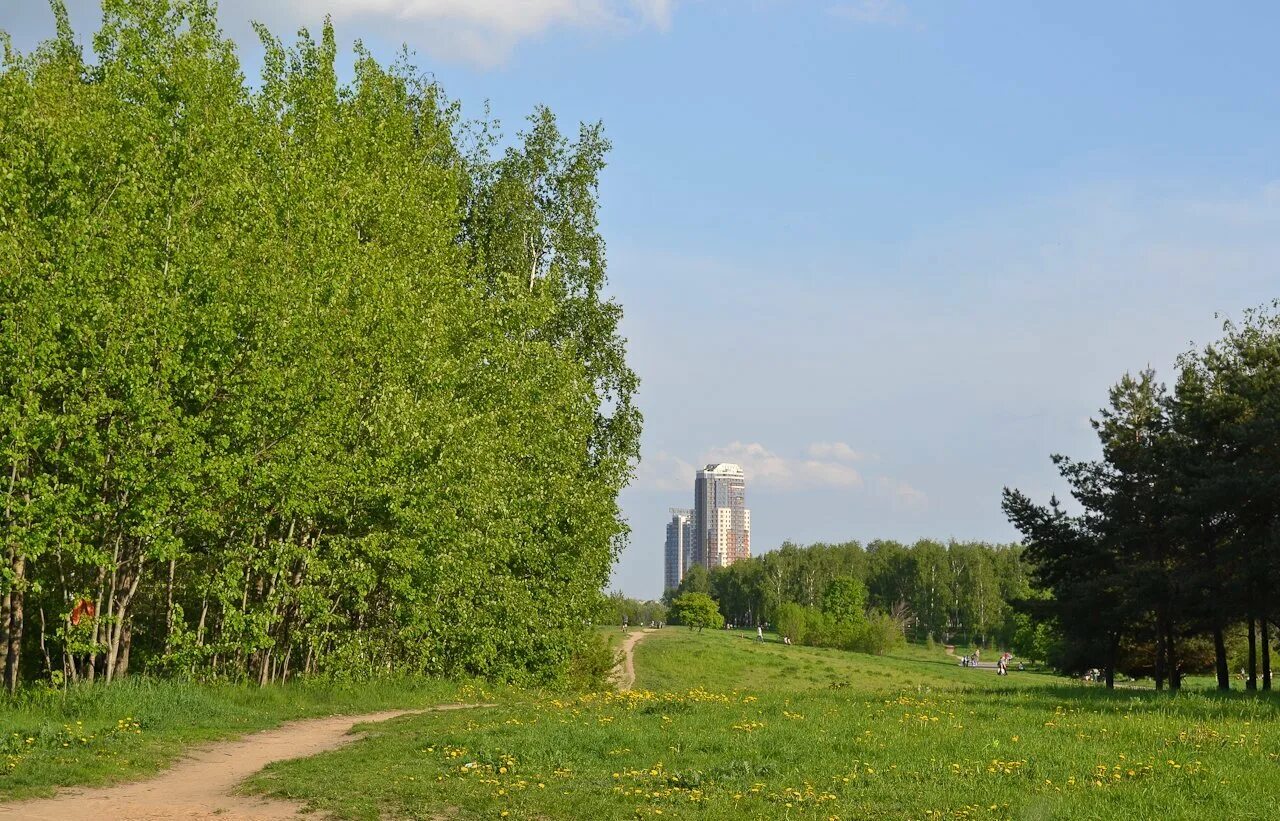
[668,539,1033,650]
[0,1,639,690]
[598,592,666,628]
[1003,304,1280,691]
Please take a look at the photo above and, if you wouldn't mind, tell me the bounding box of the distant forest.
[667,539,1036,652]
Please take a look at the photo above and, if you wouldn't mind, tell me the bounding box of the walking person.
[756,624,764,643]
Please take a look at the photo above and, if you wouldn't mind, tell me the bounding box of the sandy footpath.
[610,628,653,691]
[0,704,483,820]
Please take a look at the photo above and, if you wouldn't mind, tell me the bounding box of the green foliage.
[1004,301,1280,691]
[857,611,905,655]
[706,539,1028,647]
[774,602,807,643]
[0,0,639,689]
[562,631,615,692]
[669,593,723,632]
[821,576,868,626]
[673,563,711,597]
[597,592,665,627]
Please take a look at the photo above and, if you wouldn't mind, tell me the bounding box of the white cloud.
[704,441,864,490]
[278,0,675,64]
[805,441,866,462]
[828,0,910,27]
[876,476,927,510]
[634,450,697,492]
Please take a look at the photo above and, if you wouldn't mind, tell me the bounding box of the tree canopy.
[670,593,723,632]
[1004,303,1280,690]
[0,1,639,689]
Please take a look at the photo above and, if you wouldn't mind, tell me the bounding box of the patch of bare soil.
[0,704,484,820]
[610,628,653,691]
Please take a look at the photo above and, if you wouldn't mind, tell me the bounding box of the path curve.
[0,704,485,820]
[611,628,653,691]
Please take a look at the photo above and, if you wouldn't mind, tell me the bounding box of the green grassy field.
[233,629,1280,819]
[3,632,1278,818]
[0,676,472,799]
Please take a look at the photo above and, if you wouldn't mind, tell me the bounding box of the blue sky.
[8,1,1280,599]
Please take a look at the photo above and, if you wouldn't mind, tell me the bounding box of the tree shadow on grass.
[951,682,1280,720]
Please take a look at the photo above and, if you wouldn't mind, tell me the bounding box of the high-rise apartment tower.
[694,463,751,570]
[663,508,694,592]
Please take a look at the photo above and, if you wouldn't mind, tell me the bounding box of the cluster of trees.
[597,592,666,628]
[772,577,904,655]
[670,539,1033,650]
[669,592,723,632]
[0,2,639,690]
[1004,304,1280,691]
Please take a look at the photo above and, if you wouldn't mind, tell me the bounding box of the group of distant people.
[959,648,1024,674]
[620,616,664,633]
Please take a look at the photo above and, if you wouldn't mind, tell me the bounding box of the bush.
[564,631,615,691]
[775,603,808,644]
[670,593,724,632]
[852,611,905,655]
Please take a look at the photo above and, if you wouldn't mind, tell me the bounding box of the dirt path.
[611,628,653,691]
[0,704,484,820]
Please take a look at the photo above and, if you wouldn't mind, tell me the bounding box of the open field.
[3,632,1279,818]
[231,629,1280,820]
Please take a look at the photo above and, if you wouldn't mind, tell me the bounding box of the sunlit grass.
[245,629,1280,819]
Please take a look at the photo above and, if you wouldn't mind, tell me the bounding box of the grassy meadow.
[238,629,1280,820]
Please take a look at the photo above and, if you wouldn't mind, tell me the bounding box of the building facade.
[693,463,751,570]
[663,508,694,592]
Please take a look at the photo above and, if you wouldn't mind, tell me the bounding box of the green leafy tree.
[822,577,868,627]
[670,593,723,632]
[0,0,640,689]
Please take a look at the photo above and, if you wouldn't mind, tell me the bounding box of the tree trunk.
[1105,633,1118,689]
[1247,614,1258,691]
[1214,626,1230,690]
[116,622,132,679]
[1153,612,1166,691]
[1,557,11,690]
[165,557,176,650]
[38,607,52,679]
[105,561,144,684]
[1262,612,1271,692]
[5,553,25,694]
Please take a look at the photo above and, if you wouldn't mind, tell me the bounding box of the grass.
[0,675,472,799]
[242,629,1280,820]
[6,632,1280,818]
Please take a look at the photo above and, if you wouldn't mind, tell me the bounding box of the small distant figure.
[756,624,765,643]
[622,615,629,634]
[1017,661,1025,672]
[782,635,792,645]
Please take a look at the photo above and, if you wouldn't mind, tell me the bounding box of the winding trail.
[611,628,653,691]
[4,632,655,819]
[0,704,486,820]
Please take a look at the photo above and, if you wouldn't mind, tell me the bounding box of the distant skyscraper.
[664,508,694,592]
[694,463,751,570]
